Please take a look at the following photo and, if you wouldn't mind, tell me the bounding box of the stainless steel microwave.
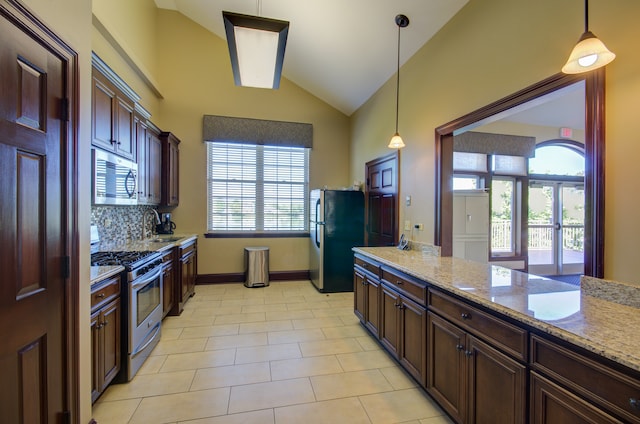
[92,149,138,205]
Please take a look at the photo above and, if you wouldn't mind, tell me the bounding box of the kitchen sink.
[147,236,182,243]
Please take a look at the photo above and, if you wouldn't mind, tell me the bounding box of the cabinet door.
[100,298,121,393]
[148,130,162,204]
[365,278,380,337]
[399,296,427,386]
[427,311,466,424]
[90,310,101,403]
[167,139,179,205]
[92,74,116,151]
[163,262,174,318]
[530,372,623,424]
[115,97,135,160]
[353,269,366,323]
[136,117,149,203]
[380,285,400,357]
[468,335,526,424]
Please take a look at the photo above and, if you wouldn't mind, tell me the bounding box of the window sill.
[204,232,309,239]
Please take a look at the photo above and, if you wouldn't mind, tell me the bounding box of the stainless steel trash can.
[244,247,269,287]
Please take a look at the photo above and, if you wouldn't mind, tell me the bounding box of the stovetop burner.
[91,250,159,270]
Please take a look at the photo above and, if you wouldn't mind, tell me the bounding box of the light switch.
[406,196,411,206]
[404,220,411,231]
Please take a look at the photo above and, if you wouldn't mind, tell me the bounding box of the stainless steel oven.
[128,263,163,380]
[91,248,163,382]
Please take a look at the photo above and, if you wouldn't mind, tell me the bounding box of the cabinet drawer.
[91,275,120,311]
[180,240,196,257]
[354,255,381,278]
[162,248,175,263]
[382,268,427,305]
[531,334,640,423]
[428,288,527,361]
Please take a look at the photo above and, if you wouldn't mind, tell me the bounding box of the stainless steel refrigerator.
[309,189,365,292]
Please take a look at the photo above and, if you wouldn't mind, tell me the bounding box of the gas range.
[90,250,163,281]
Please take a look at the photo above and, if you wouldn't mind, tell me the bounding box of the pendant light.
[562,0,615,74]
[388,14,409,149]
[222,1,289,89]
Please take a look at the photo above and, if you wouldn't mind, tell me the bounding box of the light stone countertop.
[94,233,198,253]
[90,265,124,286]
[354,246,640,373]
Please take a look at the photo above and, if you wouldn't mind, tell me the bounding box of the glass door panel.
[528,182,555,275]
[561,184,585,274]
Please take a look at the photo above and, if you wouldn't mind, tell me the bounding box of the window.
[207,142,309,233]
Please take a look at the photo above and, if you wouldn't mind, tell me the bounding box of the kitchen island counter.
[353,246,640,373]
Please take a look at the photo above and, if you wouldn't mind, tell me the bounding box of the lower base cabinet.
[172,239,196,315]
[161,248,175,318]
[426,311,526,424]
[530,371,623,423]
[91,275,121,403]
[380,283,428,386]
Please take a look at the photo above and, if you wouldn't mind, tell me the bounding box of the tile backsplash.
[91,205,160,244]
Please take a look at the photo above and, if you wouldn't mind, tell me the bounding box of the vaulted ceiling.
[154,0,469,116]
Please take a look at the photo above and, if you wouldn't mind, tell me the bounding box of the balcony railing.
[491,220,584,251]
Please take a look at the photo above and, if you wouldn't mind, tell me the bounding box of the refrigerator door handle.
[315,199,322,247]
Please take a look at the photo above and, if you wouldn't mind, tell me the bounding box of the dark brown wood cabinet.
[173,239,196,315]
[161,248,175,318]
[91,66,136,161]
[354,255,381,336]
[90,275,121,403]
[427,311,526,424]
[380,278,427,386]
[530,334,640,423]
[136,111,162,205]
[160,132,180,206]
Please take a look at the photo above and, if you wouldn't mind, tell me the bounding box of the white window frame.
[206,142,309,235]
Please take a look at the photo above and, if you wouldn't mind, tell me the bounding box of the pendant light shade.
[562,0,615,74]
[388,14,409,149]
[222,11,289,89]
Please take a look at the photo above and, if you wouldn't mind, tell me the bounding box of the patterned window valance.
[453,131,536,158]
[203,114,313,148]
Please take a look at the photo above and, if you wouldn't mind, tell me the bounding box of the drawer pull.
[461,312,471,320]
[631,398,640,410]
[396,280,403,285]
[362,263,368,268]
[96,293,105,299]
[465,350,473,357]
[456,344,464,351]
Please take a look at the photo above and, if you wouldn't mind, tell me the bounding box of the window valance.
[453,131,536,158]
[203,114,313,148]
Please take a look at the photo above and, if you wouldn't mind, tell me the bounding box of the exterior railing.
[491,220,584,251]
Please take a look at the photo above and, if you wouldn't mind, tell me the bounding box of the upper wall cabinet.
[91,54,140,161]
[160,132,180,207]
[135,107,162,205]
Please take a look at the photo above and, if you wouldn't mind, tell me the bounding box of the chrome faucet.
[142,208,161,240]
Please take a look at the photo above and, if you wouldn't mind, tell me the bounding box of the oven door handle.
[131,265,163,290]
[131,324,160,358]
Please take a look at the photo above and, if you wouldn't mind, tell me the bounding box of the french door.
[528,181,584,276]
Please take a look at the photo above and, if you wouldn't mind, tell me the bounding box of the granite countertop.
[354,246,640,373]
[90,234,198,286]
[94,233,198,253]
[90,265,124,286]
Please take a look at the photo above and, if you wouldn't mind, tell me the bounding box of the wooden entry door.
[365,152,399,246]
[0,3,75,422]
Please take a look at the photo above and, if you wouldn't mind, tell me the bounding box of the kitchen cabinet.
[354,254,381,336]
[379,268,427,386]
[136,111,162,205]
[174,239,196,314]
[161,248,175,318]
[427,288,527,424]
[91,65,137,161]
[530,334,640,423]
[160,131,180,206]
[427,311,526,424]
[90,274,121,403]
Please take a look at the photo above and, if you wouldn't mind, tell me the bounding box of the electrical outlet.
[405,195,411,206]
[404,220,411,231]
[414,223,424,231]
[104,219,112,228]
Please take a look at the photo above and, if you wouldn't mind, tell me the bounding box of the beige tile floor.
[92,281,453,424]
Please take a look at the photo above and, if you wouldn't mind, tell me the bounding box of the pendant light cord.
[584,0,589,32]
[395,23,401,134]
